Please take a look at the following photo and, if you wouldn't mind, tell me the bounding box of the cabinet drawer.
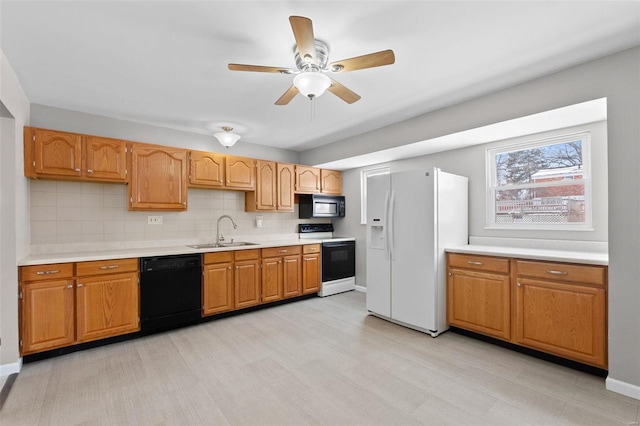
[262,246,301,258]
[235,249,260,261]
[447,253,510,274]
[76,258,138,276]
[204,251,233,264]
[515,260,606,286]
[303,244,321,254]
[20,263,74,282]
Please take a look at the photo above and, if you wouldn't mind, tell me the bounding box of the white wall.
[0,49,30,374]
[328,47,640,398]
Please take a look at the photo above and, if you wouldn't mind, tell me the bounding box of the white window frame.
[486,131,593,231]
[361,167,390,224]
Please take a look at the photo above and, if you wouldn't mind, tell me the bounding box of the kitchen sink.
[186,242,259,249]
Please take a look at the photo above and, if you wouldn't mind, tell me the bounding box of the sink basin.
[218,241,259,247]
[186,242,259,249]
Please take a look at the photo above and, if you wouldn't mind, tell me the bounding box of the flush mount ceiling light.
[214,126,240,148]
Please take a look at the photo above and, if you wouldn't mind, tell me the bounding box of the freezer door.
[389,169,437,331]
[366,173,391,317]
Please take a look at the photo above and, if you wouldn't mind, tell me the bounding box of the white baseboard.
[0,358,22,377]
[606,376,640,400]
[355,285,366,293]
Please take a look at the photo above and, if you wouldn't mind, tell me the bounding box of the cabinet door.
[295,166,321,193]
[447,269,511,340]
[283,255,302,297]
[261,257,283,302]
[234,259,260,308]
[515,278,606,368]
[226,155,255,190]
[21,280,75,354]
[32,128,83,178]
[75,272,140,343]
[302,253,321,294]
[189,150,224,188]
[83,136,127,181]
[203,262,234,315]
[129,143,188,210]
[277,163,295,211]
[256,160,277,210]
[320,169,342,194]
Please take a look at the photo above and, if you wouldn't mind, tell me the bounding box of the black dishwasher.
[140,254,202,335]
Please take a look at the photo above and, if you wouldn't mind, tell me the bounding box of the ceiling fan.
[228,16,395,105]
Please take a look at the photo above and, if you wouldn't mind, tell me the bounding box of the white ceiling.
[1,1,638,153]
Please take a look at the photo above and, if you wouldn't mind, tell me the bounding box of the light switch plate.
[147,215,163,225]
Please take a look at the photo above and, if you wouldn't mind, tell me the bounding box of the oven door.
[322,241,356,282]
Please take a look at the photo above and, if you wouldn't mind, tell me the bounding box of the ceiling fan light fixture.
[293,72,331,99]
[214,126,241,148]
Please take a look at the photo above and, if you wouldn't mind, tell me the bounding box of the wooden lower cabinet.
[75,272,139,343]
[514,259,607,368]
[203,252,235,316]
[446,253,608,369]
[21,279,76,354]
[261,246,302,301]
[302,245,321,294]
[19,258,140,355]
[234,250,261,309]
[447,267,511,340]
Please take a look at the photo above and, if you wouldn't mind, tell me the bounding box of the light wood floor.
[1,291,638,425]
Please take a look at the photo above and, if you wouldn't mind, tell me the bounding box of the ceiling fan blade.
[289,16,316,63]
[228,64,294,74]
[327,79,361,104]
[275,85,299,105]
[328,49,395,73]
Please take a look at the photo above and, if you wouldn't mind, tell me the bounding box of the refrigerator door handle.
[383,190,390,260]
[389,190,396,261]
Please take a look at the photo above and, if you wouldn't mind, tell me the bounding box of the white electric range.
[299,224,356,297]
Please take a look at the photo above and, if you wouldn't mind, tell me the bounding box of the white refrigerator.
[366,168,468,336]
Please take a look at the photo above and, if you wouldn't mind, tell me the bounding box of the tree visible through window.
[487,133,591,229]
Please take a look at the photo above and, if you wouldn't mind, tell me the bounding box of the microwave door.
[315,202,337,216]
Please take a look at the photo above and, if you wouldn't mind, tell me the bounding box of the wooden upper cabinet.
[321,169,342,194]
[277,163,295,211]
[295,165,321,193]
[128,143,188,211]
[29,128,83,178]
[83,136,127,182]
[189,150,225,188]
[245,161,295,212]
[225,155,255,190]
[24,127,127,182]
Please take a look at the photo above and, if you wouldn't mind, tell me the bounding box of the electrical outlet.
[147,215,163,225]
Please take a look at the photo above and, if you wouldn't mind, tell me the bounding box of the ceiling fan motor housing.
[294,40,329,71]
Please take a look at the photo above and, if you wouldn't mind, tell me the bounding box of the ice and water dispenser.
[369,217,385,250]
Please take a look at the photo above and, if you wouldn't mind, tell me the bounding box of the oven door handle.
[322,241,355,248]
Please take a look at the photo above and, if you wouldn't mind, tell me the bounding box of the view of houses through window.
[488,132,591,228]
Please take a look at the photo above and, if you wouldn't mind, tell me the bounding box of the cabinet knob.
[87,169,93,173]
[77,283,84,288]
[228,267,232,270]
[75,168,81,172]
[517,282,522,287]
[66,284,73,289]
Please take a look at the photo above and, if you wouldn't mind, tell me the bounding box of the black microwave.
[298,194,345,219]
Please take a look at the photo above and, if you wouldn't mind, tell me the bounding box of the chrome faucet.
[216,215,237,246]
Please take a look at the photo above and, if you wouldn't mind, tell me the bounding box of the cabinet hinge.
[19,339,23,347]
[32,160,36,167]
[18,291,23,299]
[125,169,128,176]
[32,135,35,141]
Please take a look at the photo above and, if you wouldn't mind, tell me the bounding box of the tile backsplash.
[30,180,322,245]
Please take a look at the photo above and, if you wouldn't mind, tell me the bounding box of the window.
[361,167,389,224]
[486,132,592,230]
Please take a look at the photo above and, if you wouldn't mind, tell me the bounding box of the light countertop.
[18,238,324,266]
[446,237,608,266]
